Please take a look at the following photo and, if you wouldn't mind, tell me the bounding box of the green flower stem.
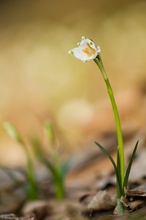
[94,55,125,189]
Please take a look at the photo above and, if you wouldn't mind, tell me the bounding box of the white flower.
[68,36,101,62]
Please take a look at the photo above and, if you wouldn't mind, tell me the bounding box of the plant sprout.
[30,120,71,200]
[68,36,138,215]
[3,122,38,200]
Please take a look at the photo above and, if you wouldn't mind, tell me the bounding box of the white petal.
[96,46,101,53]
[71,48,87,62]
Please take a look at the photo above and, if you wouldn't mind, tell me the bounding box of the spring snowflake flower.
[68,36,101,62]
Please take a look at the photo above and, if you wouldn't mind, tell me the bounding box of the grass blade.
[95,141,117,173]
[95,141,123,197]
[124,140,139,188]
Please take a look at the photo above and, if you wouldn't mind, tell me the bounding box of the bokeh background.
[0,0,146,166]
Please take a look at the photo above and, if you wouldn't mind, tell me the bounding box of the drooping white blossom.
[68,36,101,62]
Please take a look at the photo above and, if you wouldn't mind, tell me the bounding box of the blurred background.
[0,0,146,166]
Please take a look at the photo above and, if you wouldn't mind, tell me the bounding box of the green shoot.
[95,141,117,173]
[3,122,38,200]
[30,121,71,200]
[95,141,124,213]
[95,140,138,214]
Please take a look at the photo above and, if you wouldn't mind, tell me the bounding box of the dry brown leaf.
[87,190,117,211]
[121,188,146,211]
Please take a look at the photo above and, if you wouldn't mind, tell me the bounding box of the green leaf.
[95,141,117,172]
[124,140,139,188]
[95,141,122,197]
